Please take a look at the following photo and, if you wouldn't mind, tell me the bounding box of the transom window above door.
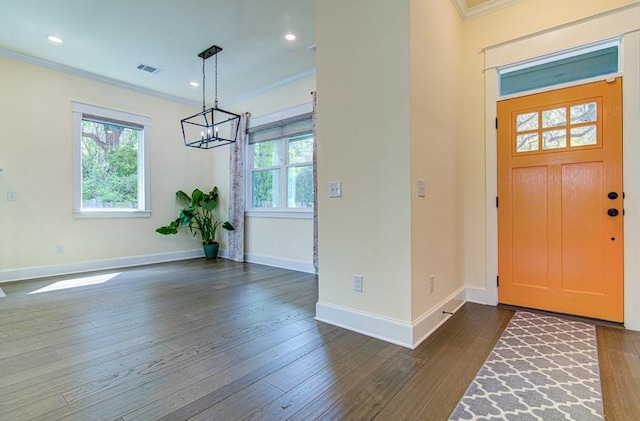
[513,99,601,155]
[498,39,620,97]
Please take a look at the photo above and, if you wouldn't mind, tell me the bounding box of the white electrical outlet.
[56,244,65,254]
[353,274,363,292]
[6,191,16,201]
[429,275,435,293]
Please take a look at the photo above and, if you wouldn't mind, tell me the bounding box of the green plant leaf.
[222,222,235,231]
[176,190,191,205]
[191,189,204,205]
[156,226,178,235]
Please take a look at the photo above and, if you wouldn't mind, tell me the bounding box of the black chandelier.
[181,45,240,149]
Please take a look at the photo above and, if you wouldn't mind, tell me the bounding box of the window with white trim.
[72,102,150,218]
[247,113,314,214]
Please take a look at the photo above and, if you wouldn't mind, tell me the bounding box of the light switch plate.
[329,182,342,198]
[417,180,426,197]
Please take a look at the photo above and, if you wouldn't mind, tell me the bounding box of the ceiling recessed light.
[190,81,200,87]
[284,33,297,41]
[47,34,63,44]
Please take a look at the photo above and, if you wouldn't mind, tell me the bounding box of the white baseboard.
[412,286,467,348]
[0,249,205,283]
[466,285,498,306]
[244,253,315,274]
[316,286,468,349]
[315,301,414,348]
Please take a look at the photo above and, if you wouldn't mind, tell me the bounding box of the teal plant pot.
[203,243,219,259]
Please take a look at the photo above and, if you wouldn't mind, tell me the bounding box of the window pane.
[542,129,567,149]
[500,45,618,95]
[81,120,140,209]
[253,140,282,168]
[252,169,281,208]
[570,125,597,146]
[516,112,538,132]
[287,165,314,208]
[542,108,566,128]
[571,103,597,124]
[516,133,539,152]
[288,135,313,164]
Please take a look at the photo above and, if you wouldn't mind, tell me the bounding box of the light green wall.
[316,0,413,322]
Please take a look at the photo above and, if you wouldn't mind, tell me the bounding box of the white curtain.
[228,113,247,262]
[312,92,319,274]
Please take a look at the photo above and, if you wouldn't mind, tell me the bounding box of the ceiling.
[0,1,522,107]
[0,0,316,107]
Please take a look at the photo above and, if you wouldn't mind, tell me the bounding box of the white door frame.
[478,4,640,329]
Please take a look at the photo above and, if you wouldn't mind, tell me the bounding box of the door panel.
[512,166,548,288]
[561,162,604,294]
[498,79,623,322]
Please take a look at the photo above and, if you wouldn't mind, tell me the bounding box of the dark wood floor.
[0,259,638,420]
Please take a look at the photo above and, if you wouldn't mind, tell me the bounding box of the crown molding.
[451,0,524,21]
[220,67,316,108]
[0,47,201,108]
[0,47,316,110]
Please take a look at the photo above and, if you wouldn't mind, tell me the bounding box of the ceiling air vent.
[136,64,163,75]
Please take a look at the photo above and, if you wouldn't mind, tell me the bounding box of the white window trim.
[245,102,313,219]
[72,101,151,218]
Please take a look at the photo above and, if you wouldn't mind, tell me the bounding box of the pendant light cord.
[214,53,219,108]
[200,50,219,111]
[201,57,206,112]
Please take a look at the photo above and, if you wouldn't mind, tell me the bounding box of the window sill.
[245,210,313,219]
[73,210,151,219]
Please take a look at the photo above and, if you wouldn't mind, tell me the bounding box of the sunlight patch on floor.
[28,273,121,294]
[0,287,5,298]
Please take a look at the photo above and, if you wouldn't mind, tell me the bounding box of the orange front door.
[497,79,623,322]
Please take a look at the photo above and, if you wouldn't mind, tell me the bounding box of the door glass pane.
[516,133,539,152]
[252,169,281,207]
[542,108,566,128]
[516,112,538,132]
[542,129,567,150]
[570,125,597,146]
[571,103,597,124]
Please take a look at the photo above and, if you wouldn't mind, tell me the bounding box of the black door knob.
[608,192,618,200]
[608,208,619,217]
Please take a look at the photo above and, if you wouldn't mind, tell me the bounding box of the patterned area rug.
[450,311,603,420]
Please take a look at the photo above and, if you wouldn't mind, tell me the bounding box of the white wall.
[410,0,465,322]
[212,75,317,270]
[316,0,413,324]
[460,0,640,330]
[0,55,317,280]
[0,56,215,280]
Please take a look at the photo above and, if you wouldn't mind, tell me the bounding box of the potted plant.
[156,186,235,259]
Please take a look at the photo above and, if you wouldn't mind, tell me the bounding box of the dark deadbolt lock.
[608,192,618,200]
[608,208,619,217]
